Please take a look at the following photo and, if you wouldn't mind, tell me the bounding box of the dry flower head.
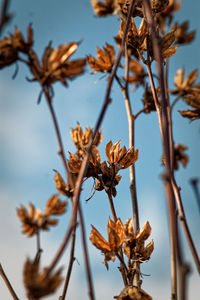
[87,43,115,74]
[24,258,62,299]
[116,285,152,300]
[17,195,67,237]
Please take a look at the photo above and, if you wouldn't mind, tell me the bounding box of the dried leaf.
[179,109,200,120]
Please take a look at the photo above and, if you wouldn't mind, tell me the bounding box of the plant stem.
[0,0,11,35]
[0,263,19,300]
[60,228,76,300]
[190,179,200,213]
[78,203,95,300]
[118,43,141,287]
[107,190,117,222]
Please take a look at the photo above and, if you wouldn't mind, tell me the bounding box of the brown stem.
[190,179,200,213]
[143,0,200,274]
[106,190,128,286]
[78,203,95,300]
[107,190,117,222]
[0,0,11,35]
[60,228,76,300]
[117,43,141,288]
[0,263,19,300]
[164,61,190,300]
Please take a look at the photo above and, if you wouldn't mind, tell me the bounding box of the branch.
[60,228,76,300]
[0,0,11,35]
[0,263,19,300]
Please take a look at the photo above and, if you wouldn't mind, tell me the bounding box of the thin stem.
[60,228,76,300]
[78,203,95,300]
[116,253,129,274]
[106,190,128,286]
[190,179,200,213]
[43,88,72,185]
[115,41,142,289]
[171,95,181,111]
[0,263,19,300]
[107,190,117,222]
[0,0,11,35]
[134,108,146,120]
[165,57,190,300]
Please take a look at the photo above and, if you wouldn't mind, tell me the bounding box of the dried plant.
[0,1,199,300]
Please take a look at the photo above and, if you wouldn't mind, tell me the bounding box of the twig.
[120,43,141,288]
[134,108,146,120]
[106,189,128,286]
[0,263,19,300]
[107,190,117,222]
[164,61,190,300]
[0,0,11,35]
[78,203,95,300]
[190,178,200,213]
[60,228,76,300]
[170,95,181,111]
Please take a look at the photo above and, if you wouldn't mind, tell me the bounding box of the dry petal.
[143,240,154,260]
[136,221,151,241]
[179,109,200,121]
[44,194,67,216]
[90,225,111,252]
[107,218,125,250]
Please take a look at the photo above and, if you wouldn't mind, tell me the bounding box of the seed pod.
[152,0,169,12]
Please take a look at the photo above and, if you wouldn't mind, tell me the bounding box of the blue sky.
[0,1,200,299]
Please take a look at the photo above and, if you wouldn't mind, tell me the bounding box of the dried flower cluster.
[90,218,153,271]
[61,124,138,197]
[17,195,67,237]
[0,25,86,89]
[171,68,200,120]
